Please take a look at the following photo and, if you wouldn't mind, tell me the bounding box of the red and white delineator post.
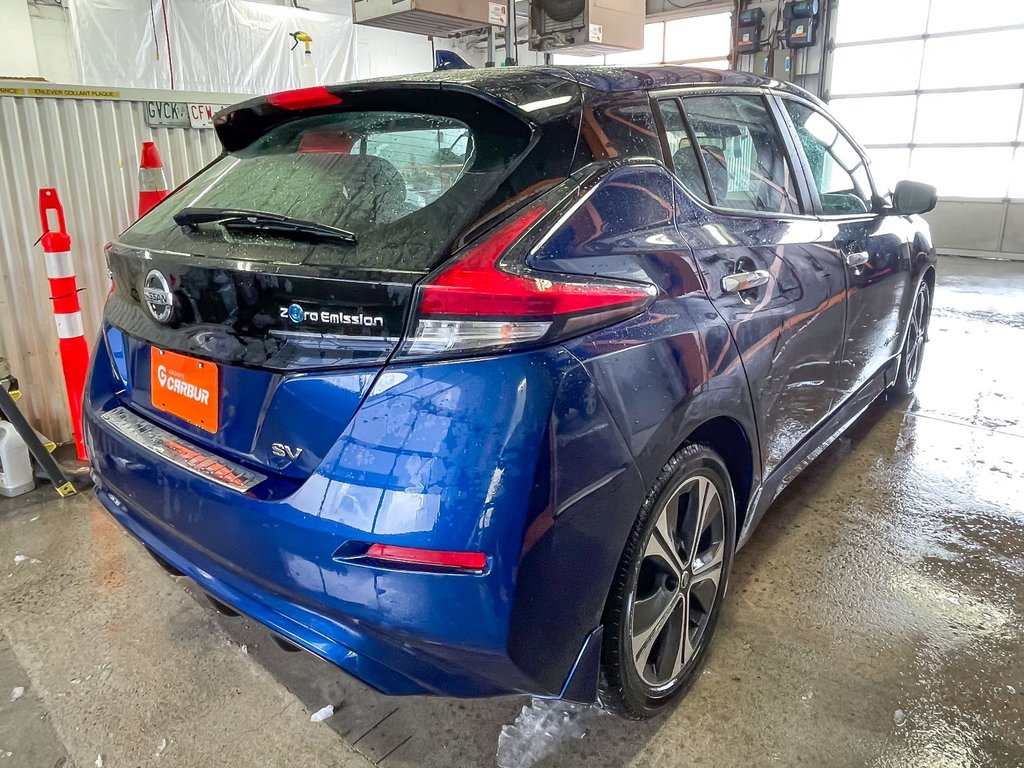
[138,141,169,217]
[38,188,88,461]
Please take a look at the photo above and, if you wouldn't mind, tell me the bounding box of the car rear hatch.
[103,75,582,482]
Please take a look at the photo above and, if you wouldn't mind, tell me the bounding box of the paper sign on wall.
[589,23,603,43]
[488,2,507,26]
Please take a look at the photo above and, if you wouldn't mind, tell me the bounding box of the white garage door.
[828,0,1024,198]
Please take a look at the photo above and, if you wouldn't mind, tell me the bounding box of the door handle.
[721,269,770,294]
[845,250,870,267]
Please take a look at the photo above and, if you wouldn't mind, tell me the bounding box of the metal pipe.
[486,26,496,66]
[505,6,515,65]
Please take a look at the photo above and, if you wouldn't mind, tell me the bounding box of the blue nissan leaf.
[86,66,937,718]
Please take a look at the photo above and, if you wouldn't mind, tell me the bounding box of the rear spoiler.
[213,82,538,153]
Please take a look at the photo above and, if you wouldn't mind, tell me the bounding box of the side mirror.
[892,180,937,216]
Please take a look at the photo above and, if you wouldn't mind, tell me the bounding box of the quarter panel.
[560,242,760,496]
[508,361,646,693]
[533,164,760,493]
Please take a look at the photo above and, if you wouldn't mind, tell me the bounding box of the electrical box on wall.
[353,0,506,36]
[735,8,764,55]
[529,0,644,54]
[734,0,829,98]
[751,50,775,78]
[783,0,819,49]
[772,51,793,81]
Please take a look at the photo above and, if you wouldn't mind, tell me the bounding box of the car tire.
[893,280,932,397]
[598,443,736,719]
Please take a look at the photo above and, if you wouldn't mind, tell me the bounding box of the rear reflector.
[267,86,341,111]
[366,543,487,572]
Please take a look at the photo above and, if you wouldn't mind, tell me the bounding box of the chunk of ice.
[310,705,334,723]
[10,687,24,702]
[496,698,603,768]
[893,709,907,726]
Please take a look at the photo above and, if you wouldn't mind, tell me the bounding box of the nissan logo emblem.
[143,269,174,323]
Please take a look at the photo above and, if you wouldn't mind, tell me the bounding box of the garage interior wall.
[28,2,76,83]
[2,0,436,86]
[0,88,235,440]
[0,0,43,78]
[68,0,357,92]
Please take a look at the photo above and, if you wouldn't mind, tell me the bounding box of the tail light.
[396,205,656,360]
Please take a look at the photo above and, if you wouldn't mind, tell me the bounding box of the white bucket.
[0,421,34,497]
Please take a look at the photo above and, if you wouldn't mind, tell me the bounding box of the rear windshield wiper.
[174,207,358,245]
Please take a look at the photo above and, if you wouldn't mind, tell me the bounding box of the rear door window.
[658,98,712,205]
[581,97,664,162]
[678,94,802,215]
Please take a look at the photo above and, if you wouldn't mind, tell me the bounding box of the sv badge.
[271,442,304,461]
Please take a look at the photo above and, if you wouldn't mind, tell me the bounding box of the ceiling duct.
[529,0,644,53]
[353,0,506,37]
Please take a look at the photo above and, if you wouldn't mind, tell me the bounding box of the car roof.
[556,64,796,94]
[347,65,823,121]
[361,64,810,97]
[221,65,821,152]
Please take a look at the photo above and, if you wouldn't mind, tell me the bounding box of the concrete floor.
[2,254,1023,768]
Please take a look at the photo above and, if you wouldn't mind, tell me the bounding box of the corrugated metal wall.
[0,85,244,440]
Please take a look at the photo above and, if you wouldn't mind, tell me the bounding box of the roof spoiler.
[213,81,533,153]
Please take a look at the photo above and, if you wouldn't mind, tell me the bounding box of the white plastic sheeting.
[0,84,238,440]
[69,0,356,93]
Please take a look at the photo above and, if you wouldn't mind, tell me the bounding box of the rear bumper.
[85,330,643,699]
[93,482,466,696]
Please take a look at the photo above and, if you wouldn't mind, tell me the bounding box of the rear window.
[363,124,470,209]
[123,110,529,272]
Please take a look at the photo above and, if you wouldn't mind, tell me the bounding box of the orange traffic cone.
[138,141,169,217]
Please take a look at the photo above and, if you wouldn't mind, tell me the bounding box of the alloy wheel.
[627,474,727,690]
[905,286,930,386]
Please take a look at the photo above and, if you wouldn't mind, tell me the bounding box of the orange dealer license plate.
[151,348,220,433]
